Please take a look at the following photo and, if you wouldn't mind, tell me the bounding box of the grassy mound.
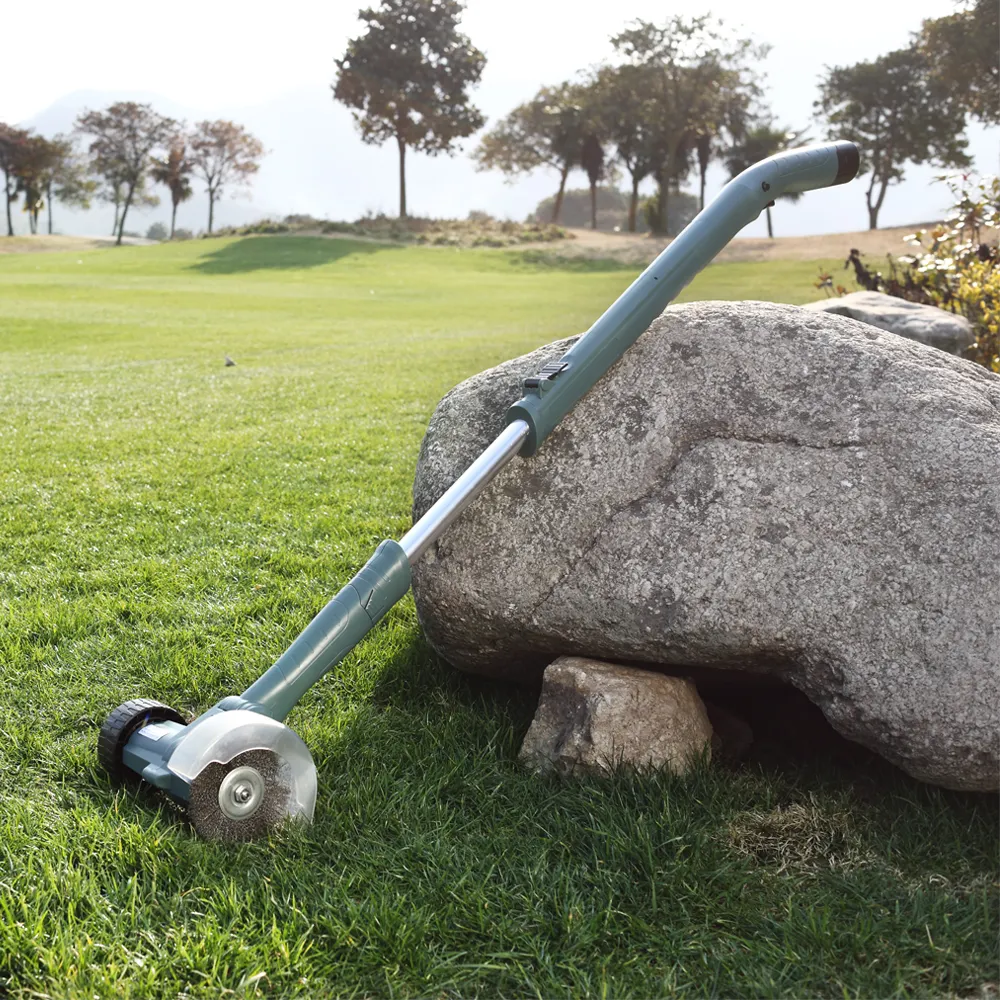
[211,212,571,248]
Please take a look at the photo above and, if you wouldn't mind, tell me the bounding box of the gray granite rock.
[411,301,1000,792]
[519,657,713,777]
[802,290,974,355]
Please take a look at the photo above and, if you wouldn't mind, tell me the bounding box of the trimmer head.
[99,702,317,840]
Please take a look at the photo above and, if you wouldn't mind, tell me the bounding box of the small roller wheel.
[98,698,186,782]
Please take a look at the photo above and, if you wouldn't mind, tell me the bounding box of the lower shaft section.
[240,421,529,721]
[241,539,411,721]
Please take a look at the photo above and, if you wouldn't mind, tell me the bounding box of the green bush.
[145,222,168,241]
[818,174,999,372]
[641,189,699,236]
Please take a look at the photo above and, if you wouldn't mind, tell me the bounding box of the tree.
[474,83,587,224]
[586,65,658,232]
[151,138,193,238]
[42,135,97,235]
[610,16,766,236]
[580,133,604,230]
[189,121,265,234]
[724,123,809,237]
[94,160,158,236]
[14,135,59,234]
[0,125,30,236]
[334,0,485,218]
[685,62,759,212]
[76,102,176,245]
[916,0,999,127]
[815,44,972,230]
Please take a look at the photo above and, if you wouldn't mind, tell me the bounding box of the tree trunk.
[170,198,178,239]
[864,156,891,231]
[208,189,216,234]
[628,175,639,233]
[46,181,53,235]
[550,165,569,224]
[589,181,597,229]
[657,167,670,236]
[4,185,11,236]
[765,205,773,239]
[117,185,135,246]
[112,199,120,237]
[696,134,711,212]
[397,137,407,219]
[867,174,890,230]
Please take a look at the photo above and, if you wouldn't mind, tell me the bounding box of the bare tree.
[189,121,265,234]
[75,102,175,245]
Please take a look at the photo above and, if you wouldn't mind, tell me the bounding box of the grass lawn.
[0,236,995,998]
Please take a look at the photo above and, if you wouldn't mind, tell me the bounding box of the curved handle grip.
[506,140,861,455]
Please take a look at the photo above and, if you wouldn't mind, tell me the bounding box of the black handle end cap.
[833,141,861,185]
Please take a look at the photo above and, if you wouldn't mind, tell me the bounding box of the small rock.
[224,354,236,367]
[519,657,713,777]
[801,291,974,355]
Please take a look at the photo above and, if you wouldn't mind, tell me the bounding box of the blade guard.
[167,710,317,822]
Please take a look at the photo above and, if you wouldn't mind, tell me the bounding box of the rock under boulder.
[519,656,714,777]
[411,300,1000,792]
[801,290,974,356]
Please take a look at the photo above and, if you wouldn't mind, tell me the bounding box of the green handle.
[240,539,411,721]
[506,141,860,455]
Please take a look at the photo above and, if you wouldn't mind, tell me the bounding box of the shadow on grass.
[360,641,999,827]
[189,235,399,274]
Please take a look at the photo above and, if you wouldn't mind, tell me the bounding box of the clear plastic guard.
[167,710,317,821]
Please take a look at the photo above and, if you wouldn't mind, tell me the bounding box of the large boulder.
[411,301,1000,792]
[801,290,974,356]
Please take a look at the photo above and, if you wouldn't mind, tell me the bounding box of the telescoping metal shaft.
[238,140,860,722]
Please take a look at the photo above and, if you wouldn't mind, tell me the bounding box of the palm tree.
[150,140,193,239]
[580,133,604,230]
[725,123,809,238]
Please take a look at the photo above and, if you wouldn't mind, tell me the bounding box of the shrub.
[640,190,699,236]
[898,175,999,372]
[172,228,194,241]
[145,222,168,241]
[819,174,999,372]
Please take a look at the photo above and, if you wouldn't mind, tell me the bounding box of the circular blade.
[188,748,297,841]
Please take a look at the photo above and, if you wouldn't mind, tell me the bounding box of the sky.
[2,0,997,236]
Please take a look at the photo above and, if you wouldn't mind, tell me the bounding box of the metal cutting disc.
[187,748,296,841]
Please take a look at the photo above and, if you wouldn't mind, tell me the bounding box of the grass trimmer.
[99,141,860,840]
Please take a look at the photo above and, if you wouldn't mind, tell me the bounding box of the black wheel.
[98,698,186,782]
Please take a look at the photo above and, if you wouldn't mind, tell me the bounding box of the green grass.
[0,236,995,999]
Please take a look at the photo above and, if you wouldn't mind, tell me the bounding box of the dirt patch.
[552,223,954,266]
[0,235,155,254]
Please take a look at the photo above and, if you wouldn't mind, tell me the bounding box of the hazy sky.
[3,0,997,235]
[0,0,977,126]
